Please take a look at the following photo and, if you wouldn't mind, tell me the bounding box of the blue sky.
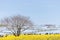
[0,0,60,25]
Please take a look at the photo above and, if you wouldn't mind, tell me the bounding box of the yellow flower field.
[0,34,60,40]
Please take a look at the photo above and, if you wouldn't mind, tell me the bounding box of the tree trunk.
[17,28,21,36]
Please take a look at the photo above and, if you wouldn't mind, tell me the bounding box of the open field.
[0,34,60,40]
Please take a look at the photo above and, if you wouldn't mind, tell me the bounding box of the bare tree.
[1,15,33,36]
[44,24,56,28]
